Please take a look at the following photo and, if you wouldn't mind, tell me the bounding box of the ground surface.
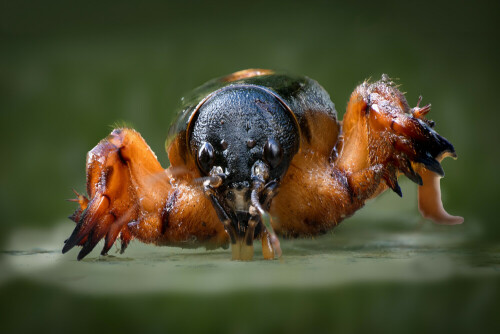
[1,184,499,333]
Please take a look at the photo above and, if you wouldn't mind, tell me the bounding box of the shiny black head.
[188,84,300,188]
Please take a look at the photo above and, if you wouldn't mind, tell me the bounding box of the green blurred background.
[1,0,499,333]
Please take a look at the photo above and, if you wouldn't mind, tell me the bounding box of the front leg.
[271,76,462,237]
[63,128,228,260]
[337,75,463,224]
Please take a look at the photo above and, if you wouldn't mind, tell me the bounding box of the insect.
[63,69,463,261]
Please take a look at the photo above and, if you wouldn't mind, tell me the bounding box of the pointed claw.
[63,223,91,253]
[120,228,133,254]
[390,181,403,197]
[415,154,445,177]
[100,209,135,256]
[100,225,120,255]
[400,159,423,185]
[62,223,84,253]
[77,230,100,261]
[120,242,129,254]
[383,169,403,197]
[101,232,116,256]
[63,194,110,254]
[404,169,423,186]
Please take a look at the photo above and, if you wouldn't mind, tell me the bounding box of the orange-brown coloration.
[271,151,351,236]
[261,233,275,259]
[271,77,461,236]
[165,131,198,174]
[220,69,275,82]
[65,71,462,261]
[417,159,464,225]
[299,110,340,155]
[65,129,228,260]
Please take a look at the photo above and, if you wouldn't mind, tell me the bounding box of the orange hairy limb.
[64,129,227,260]
[272,76,462,237]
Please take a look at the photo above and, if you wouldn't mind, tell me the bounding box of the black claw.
[77,230,99,261]
[415,154,445,176]
[404,170,423,185]
[62,224,83,254]
[390,181,403,197]
[77,247,92,261]
[401,159,423,186]
[62,207,93,254]
[410,120,454,176]
[100,241,112,256]
[120,239,130,254]
[100,229,117,256]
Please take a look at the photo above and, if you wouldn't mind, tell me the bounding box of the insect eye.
[198,142,215,174]
[263,138,283,168]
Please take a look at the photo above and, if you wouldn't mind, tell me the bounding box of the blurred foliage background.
[1,0,499,333]
[1,0,499,241]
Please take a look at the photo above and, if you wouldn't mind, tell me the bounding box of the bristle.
[412,103,431,119]
[416,95,423,107]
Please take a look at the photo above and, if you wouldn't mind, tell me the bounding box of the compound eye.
[263,138,283,168]
[198,142,215,174]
